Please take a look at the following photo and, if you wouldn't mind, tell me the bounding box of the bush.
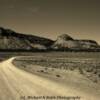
[56,75,61,77]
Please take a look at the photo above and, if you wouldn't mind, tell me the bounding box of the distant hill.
[0,27,100,52]
[52,34,100,51]
[0,27,54,51]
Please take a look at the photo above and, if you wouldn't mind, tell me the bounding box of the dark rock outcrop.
[0,27,54,51]
[0,27,100,52]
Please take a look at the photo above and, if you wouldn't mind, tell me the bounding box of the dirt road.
[0,58,99,100]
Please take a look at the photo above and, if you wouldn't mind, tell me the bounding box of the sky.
[0,0,100,43]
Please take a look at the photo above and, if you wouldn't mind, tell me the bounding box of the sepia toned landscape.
[0,0,100,100]
[0,49,100,100]
[0,28,100,100]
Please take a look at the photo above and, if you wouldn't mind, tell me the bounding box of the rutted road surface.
[0,57,99,100]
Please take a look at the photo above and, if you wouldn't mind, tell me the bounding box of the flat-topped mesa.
[77,40,98,45]
[0,27,54,50]
[76,40,99,49]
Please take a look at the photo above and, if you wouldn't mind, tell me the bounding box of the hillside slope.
[0,27,54,51]
[52,34,100,51]
[0,27,100,51]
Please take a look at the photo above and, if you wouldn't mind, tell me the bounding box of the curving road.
[0,57,100,100]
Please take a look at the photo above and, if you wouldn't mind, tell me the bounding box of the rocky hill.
[0,27,54,51]
[52,34,100,51]
[0,27,100,51]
